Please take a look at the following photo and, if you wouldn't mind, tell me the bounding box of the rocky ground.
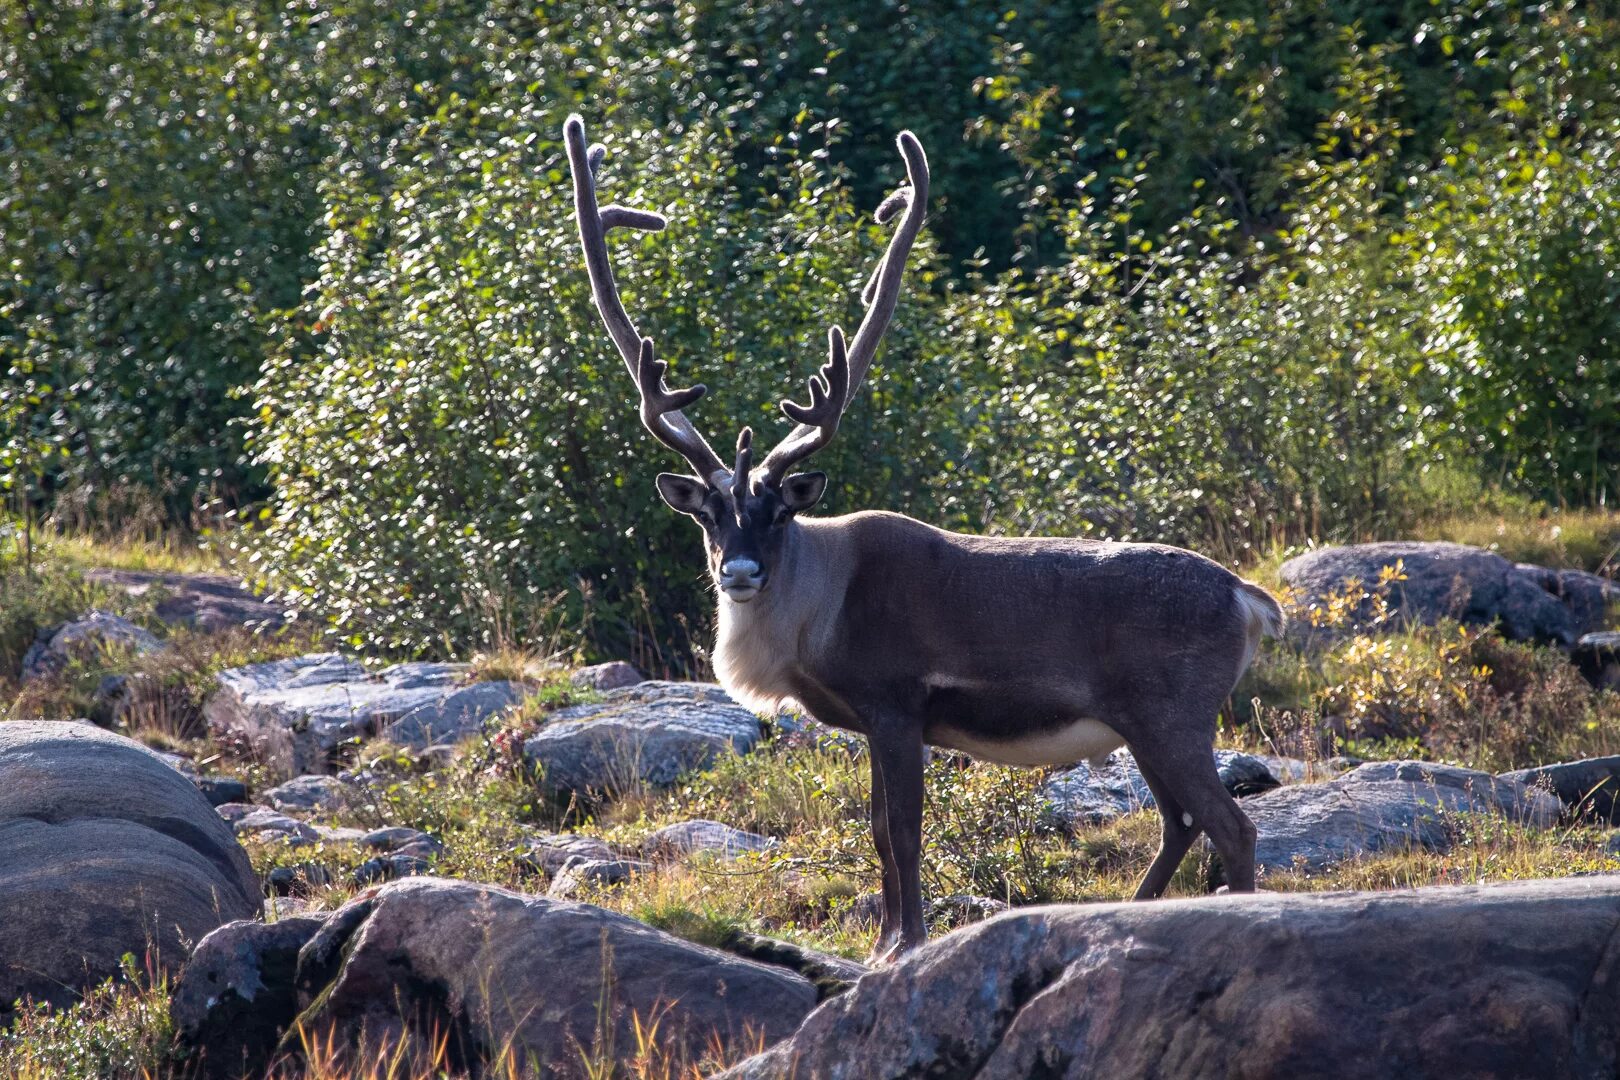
[3,533,1620,1078]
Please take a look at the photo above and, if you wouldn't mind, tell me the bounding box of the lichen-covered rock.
[262,774,351,813]
[644,819,776,861]
[546,858,648,898]
[1501,756,1620,824]
[82,568,292,633]
[20,610,163,681]
[287,878,816,1077]
[514,831,618,877]
[1042,749,1277,828]
[1279,541,1598,645]
[0,721,261,1024]
[570,660,645,691]
[1575,632,1620,690]
[1244,760,1560,875]
[173,916,327,1080]
[718,877,1620,1080]
[523,681,761,798]
[204,655,525,778]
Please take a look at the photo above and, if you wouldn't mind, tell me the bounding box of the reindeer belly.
[933,718,1125,767]
[921,676,1125,767]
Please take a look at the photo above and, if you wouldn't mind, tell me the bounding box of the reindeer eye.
[772,505,791,526]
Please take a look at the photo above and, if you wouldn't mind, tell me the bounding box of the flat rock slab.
[718,876,1620,1080]
[1575,631,1620,690]
[20,610,163,681]
[1244,760,1559,875]
[523,681,762,799]
[204,654,526,778]
[83,568,293,633]
[1042,749,1278,828]
[289,878,817,1075]
[0,721,261,1024]
[1501,756,1620,824]
[1280,541,1612,645]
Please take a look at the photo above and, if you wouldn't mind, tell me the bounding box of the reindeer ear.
[655,473,710,517]
[779,471,827,512]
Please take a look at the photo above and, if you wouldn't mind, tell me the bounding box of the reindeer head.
[564,115,928,604]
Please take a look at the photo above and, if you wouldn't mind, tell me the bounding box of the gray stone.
[1042,748,1278,828]
[1575,632,1620,690]
[262,774,350,813]
[83,568,293,633]
[194,776,248,807]
[643,819,776,861]
[232,807,319,845]
[354,853,433,885]
[1244,760,1560,876]
[1502,756,1620,824]
[570,660,645,691]
[361,826,443,856]
[1514,564,1618,639]
[1279,541,1597,645]
[173,916,327,1080]
[20,610,163,681]
[514,831,617,877]
[289,878,816,1073]
[204,654,524,778]
[0,721,261,1024]
[929,894,1009,924]
[522,680,762,798]
[382,678,529,749]
[546,857,649,899]
[718,877,1620,1080]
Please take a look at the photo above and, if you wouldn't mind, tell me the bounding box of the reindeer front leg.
[868,715,927,962]
[867,753,903,963]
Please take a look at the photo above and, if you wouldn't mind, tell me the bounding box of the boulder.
[514,831,618,877]
[194,776,248,807]
[287,878,817,1076]
[644,819,776,861]
[262,774,350,814]
[204,654,525,778]
[83,568,292,633]
[173,916,327,1080]
[1513,564,1618,639]
[361,826,444,857]
[229,806,319,845]
[1042,749,1278,829]
[1243,760,1560,876]
[523,681,762,799]
[0,721,261,1024]
[546,858,649,899]
[1501,757,1620,824]
[571,660,645,692]
[1575,632,1620,690]
[20,610,163,681]
[1279,541,1600,645]
[354,853,433,885]
[717,876,1620,1080]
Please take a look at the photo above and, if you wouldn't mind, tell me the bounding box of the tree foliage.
[4,0,1618,661]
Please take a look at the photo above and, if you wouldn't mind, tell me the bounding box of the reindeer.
[564,115,1284,962]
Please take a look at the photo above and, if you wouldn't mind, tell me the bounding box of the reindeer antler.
[760,131,929,485]
[565,115,727,483]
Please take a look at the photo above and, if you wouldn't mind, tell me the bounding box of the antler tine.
[564,114,727,482]
[760,131,928,482]
[731,428,754,507]
[760,327,851,483]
